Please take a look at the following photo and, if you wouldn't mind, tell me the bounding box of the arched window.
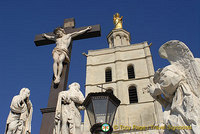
[127,65,135,79]
[128,86,138,103]
[105,68,112,82]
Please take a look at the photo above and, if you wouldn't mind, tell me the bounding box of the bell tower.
[83,13,163,134]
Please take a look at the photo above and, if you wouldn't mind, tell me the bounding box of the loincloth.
[52,47,70,63]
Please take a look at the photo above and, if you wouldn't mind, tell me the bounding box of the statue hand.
[42,33,47,38]
[147,83,162,97]
[147,83,156,94]
[63,94,71,103]
[26,131,31,134]
[78,105,85,110]
[66,97,72,103]
[87,26,92,30]
[55,118,60,125]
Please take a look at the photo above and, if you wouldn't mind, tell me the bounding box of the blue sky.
[0,0,200,133]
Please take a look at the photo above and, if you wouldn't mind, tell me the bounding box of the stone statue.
[5,88,33,134]
[113,13,123,29]
[53,82,85,134]
[147,40,200,134]
[43,26,92,84]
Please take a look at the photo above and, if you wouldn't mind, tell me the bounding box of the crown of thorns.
[53,27,65,34]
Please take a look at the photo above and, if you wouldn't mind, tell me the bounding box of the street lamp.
[83,91,121,134]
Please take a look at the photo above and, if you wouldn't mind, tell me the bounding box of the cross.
[34,18,101,134]
[96,85,113,94]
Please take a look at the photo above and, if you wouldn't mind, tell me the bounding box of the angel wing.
[159,40,200,97]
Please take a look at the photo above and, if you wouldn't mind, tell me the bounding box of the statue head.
[159,40,194,64]
[53,27,65,37]
[69,82,80,91]
[115,13,120,18]
[20,88,30,100]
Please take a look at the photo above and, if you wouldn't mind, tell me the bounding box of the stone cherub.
[147,40,200,134]
[53,82,85,134]
[43,26,92,84]
[5,88,33,134]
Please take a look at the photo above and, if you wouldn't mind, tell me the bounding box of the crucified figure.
[43,26,92,84]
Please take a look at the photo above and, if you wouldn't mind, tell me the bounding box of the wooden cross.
[34,18,101,134]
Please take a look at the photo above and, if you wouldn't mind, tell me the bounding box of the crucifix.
[34,18,101,134]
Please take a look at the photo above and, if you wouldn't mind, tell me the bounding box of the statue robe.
[5,95,33,134]
[158,64,200,134]
[53,89,84,134]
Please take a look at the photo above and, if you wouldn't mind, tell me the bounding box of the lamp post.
[83,91,121,134]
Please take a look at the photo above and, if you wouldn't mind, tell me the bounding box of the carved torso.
[56,34,72,49]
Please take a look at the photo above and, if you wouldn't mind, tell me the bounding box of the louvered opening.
[129,86,138,103]
[105,68,112,82]
[128,65,135,79]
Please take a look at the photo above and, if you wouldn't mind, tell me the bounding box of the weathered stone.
[43,26,92,84]
[148,40,200,134]
[5,88,33,134]
[53,82,85,134]
[107,29,130,48]
[83,28,163,133]
[34,18,101,134]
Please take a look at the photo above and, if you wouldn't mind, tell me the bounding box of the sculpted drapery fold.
[148,40,200,134]
[53,82,84,134]
[5,88,33,134]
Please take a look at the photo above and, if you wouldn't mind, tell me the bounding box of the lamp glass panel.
[107,99,117,125]
[86,101,95,126]
[92,98,108,123]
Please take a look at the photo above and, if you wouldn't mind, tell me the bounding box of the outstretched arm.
[42,33,56,41]
[70,26,92,38]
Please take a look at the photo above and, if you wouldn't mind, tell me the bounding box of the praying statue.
[53,82,85,134]
[5,88,33,134]
[113,13,123,29]
[147,40,200,134]
[43,26,92,84]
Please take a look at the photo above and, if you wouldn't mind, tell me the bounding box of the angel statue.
[5,88,33,134]
[147,40,200,134]
[113,13,123,29]
[53,82,85,134]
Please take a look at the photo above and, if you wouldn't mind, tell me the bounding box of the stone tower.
[83,13,163,134]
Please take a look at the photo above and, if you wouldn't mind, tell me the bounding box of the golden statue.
[113,13,123,29]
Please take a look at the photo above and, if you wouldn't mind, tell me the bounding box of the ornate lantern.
[83,92,121,134]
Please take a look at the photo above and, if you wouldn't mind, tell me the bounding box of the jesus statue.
[43,26,92,84]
